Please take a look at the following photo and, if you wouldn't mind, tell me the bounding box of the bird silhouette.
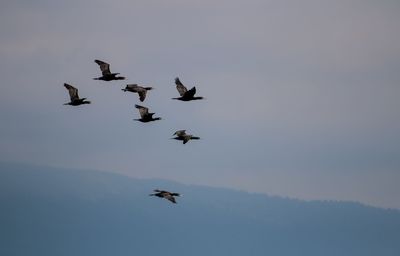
[149,189,180,204]
[122,84,153,102]
[63,83,91,106]
[172,77,204,101]
[134,104,161,122]
[93,59,125,81]
[172,130,200,144]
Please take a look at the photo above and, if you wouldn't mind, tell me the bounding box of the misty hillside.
[1,163,399,256]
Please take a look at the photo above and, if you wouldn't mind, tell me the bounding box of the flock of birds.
[63,59,205,204]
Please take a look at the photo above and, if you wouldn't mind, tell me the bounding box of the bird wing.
[64,83,79,101]
[184,86,197,98]
[165,194,177,203]
[183,136,190,144]
[174,130,186,136]
[94,59,111,75]
[135,104,149,118]
[175,77,187,96]
[126,84,139,90]
[138,89,147,102]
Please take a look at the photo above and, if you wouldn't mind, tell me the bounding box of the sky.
[0,0,399,209]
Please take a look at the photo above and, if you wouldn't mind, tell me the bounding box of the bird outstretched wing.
[183,136,190,144]
[138,90,147,102]
[135,104,149,118]
[173,130,186,137]
[184,86,197,98]
[175,77,187,96]
[64,83,79,101]
[94,59,111,75]
[165,194,177,203]
[126,84,139,90]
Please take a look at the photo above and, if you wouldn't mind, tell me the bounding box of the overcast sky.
[1,0,399,209]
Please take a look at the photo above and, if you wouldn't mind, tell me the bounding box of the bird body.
[150,189,180,204]
[93,59,125,81]
[122,84,153,102]
[134,104,161,122]
[172,130,200,144]
[173,77,204,101]
[63,83,91,106]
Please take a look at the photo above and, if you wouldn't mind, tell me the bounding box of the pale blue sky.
[1,0,399,208]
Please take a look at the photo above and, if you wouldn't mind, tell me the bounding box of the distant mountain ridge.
[1,162,399,256]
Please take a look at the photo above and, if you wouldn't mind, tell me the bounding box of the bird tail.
[191,136,200,140]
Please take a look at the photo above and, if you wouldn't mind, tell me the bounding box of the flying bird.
[173,77,204,101]
[122,84,153,102]
[134,104,161,122]
[93,59,125,81]
[172,130,200,144]
[149,189,180,204]
[63,83,91,106]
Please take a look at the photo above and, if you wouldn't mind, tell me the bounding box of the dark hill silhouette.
[1,163,399,256]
